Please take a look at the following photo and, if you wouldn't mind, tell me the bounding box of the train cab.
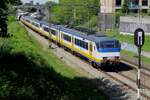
[92,36,121,66]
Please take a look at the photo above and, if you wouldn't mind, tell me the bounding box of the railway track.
[121,58,150,75]
[22,23,150,100]
[101,63,150,99]
[74,52,150,99]
[98,69,150,99]
[81,59,150,99]
[73,49,150,99]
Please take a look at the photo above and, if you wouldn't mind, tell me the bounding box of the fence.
[119,16,150,35]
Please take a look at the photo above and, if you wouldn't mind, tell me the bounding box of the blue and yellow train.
[20,15,121,67]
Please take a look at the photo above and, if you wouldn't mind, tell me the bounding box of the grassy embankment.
[106,30,150,66]
[107,29,150,52]
[0,16,107,100]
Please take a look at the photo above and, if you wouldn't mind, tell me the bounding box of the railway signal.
[134,28,145,47]
[134,28,145,100]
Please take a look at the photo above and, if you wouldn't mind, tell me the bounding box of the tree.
[51,0,99,26]
[9,0,23,6]
[0,0,9,37]
[121,0,129,14]
[45,1,57,7]
[0,0,22,37]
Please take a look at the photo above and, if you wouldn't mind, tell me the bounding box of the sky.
[21,0,59,4]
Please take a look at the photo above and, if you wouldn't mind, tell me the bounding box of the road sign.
[134,28,145,47]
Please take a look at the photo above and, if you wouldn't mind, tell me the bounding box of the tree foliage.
[0,0,22,37]
[0,0,9,37]
[9,0,23,5]
[51,0,99,27]
[121,0,129,13]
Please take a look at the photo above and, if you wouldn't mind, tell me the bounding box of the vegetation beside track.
[0,16,107,100]
[106,29,150,52]
[121,50,150,69]
[105,30,150,68]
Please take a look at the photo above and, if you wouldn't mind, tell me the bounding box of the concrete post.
[121,0,124,5]
[148,0,150,7]
[139,0,142,6]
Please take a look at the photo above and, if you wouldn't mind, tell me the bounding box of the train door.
[72,35,74,49]
[58,30,61,43]
[89,42,93,59]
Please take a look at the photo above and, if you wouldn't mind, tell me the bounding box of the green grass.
[8,16,79,78]
[106,29,150,52]
[0,16,108,100]
[121,50,150,68]
[106,29,150,66]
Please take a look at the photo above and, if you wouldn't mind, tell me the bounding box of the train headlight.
[103,57,107,60]
[115,56,119,59]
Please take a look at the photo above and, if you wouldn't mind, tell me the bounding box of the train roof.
[23,16,40,23]
[50,25,116,43]
[22,16,118,43]
[40,20,49,27]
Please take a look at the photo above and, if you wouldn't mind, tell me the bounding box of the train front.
[95,38,121,66]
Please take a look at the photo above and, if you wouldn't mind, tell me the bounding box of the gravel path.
[21,23,139,100]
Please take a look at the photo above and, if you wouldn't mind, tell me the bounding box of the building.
[30,1,34,5]
[120,16,150,35]
[101,0,150,13]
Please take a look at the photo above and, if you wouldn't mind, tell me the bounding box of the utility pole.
[137,46,141,100]
[137,1,142,100]
[99,0,106,32]
[73,8,76,27]
[88,11,90,30]
[46,5,52,48]
[104,0,106,31]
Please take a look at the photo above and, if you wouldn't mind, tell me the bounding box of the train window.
[75,39,77,44]
[75,38,77,44]
[84,42,88,50]
[32,22,34,25]
[75,38,88,50]
[75,39,77,45]
[63,34,71,42]
[115,40,120,48]
[80,40,83,47]
[96,43,100,49]
[94,46,95,50]
[79,40,81,46]
[32,22,39,27]
[97,41,120,49]
[83,42,85,49]
[43,27,49,32]
[75,38,79,46]
[77,39,79,45]
[86,43,88,50]
[101,41,114,48]
[26,19,30,23]
[51,29,57,36]
[35,23,39,27]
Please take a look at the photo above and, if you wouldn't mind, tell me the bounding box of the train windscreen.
[96,40,120,49]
